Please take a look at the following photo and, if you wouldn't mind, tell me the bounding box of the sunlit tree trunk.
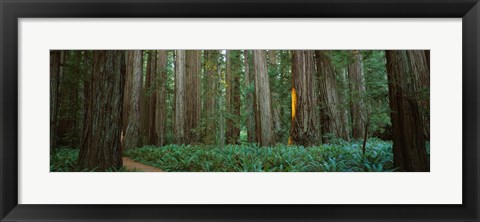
[155,50,168,146]
[244,50,256,143]
[348,50,366,140]
[253,50,274,147]
[385,50,428,172]
[79,50,124,170]
[123,50,142,150]
[289,50,321,147]
[174,50,186,144]
[315,51,348,142]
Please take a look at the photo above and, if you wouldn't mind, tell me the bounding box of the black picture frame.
[1,0,478,221]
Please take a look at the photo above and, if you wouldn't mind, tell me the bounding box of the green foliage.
[50,148,135,172]
[124,138,396,172]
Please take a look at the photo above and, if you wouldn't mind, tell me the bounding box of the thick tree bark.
[348,50,366,140]
[78,50,125,170]
[385,50,429,172]
[155,50,168,146]
[289,50,321,147]
[244,50,256,143]
[174,50,186,144]
[50,50,61,153]
[315,51,348,142]
[123,50,142,150]
[122,51,132,148]
[185,50,202,144]
[407,50,430,140]
[148,51,157,144]
[252,50,275,147]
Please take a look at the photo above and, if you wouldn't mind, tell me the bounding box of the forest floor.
[122,157,163,172]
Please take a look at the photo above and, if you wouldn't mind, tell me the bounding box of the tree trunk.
[148,51,157,144]
[123,50,142,150]
[155,50,168,146]
[174,50,186,144]
[252,50,274,147]
[385,50,429,172]
[244,50,256,143]
[139,51,149,146]
[78,50,125,170]
[315,50,348,142]
[225,50,241,144]
[203,50,219,144]
[289,50,321,147]
[348,50,366,140]
[268,50,282,141]
[185,50,202,144]
[407,50,430,140]
[50,50,61,153]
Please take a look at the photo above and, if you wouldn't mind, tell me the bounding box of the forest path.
[122,157,163,172]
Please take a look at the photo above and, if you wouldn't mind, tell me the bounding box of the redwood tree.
[348,50,366,139]
[407,50,430,140]
[244,50,256,143]
[252,50,274,147]
[225,50,241,144]
[385,50,428,172]
[185,50,202,144]
[315,50,349,141]
[50,50,61,153]
[289,50,321,146]
[155,50,168,146]
[174,50,186,144]
[78,50,125,170]
[123,50,142,150]
[203,50,220,144]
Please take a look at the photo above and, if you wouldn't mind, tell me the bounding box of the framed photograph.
[1,0,478,221]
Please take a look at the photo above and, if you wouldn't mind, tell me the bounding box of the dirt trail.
[122,157,163,172]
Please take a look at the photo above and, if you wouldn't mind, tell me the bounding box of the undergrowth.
[124,138,400,172]
[50,148,134,172]
[51,139,430,172]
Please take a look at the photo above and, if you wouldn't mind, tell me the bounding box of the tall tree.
[348,50,366,139]
[139,51,149,145]
[243,50,256,143]
[174,50,186,144]
[148,51,157,144]
[185,50,202,144]
[203,50,219,144]
[78,50,125,170]
[268,50,282,140]
[252,50,274,147]
[407,50,430,140]
[50,50,61,153]
[225,50,241,144]
[315,51,349,141]
[155,50,168,146]
[123,50,143,150]
[289,50,321,146]
[385,50,428,172]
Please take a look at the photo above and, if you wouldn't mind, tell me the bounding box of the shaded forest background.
[50,50,430,172]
